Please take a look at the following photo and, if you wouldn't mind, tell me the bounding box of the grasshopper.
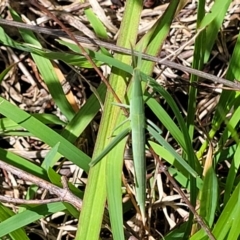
[90,49,147,222]
[129,50,146,222]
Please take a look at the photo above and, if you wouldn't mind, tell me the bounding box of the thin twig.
[0,195,62,205]
[0,160,82,210]
[148,146,216,240]
[0,19,239,90]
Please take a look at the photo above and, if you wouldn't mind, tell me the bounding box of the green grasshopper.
[90,49,147,222]
[129,50,146,221]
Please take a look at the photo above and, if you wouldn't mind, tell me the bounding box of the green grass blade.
[199,167,218,227]
[61,82,105,143]
[197,23,240,160]
[41,143,60,171]
[213,183,240,239]
[191,182,240,240]
[85,8,108,40]
[0,114,65,133]
[136,0,180,55]
[0,203,66,237]
[76,159,108,239]
[40,143,80,218]
[0,204,29,240]
[185,1,206,235]
[214,104,240,205]
[149,141,203,190]
[0,29,96,68]
[45,83,106,169]
[0,97,90,171]
[227,195,240,240]
[0,148,48,179]
[0,28,133,76]
[146,124,198,178]
[187,0,205,141]
[145,96,187,152]
[144,75,201,172]
[200,0,232,62]
[223,144,240,204]
[186,4,232,233]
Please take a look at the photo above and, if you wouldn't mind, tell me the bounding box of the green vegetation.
[0,0,239,239]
